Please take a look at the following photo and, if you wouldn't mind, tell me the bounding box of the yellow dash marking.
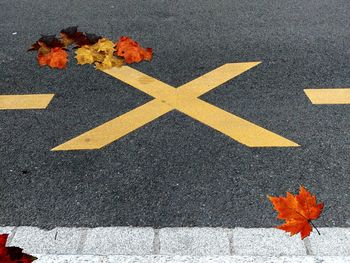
[0,94,54,109]
[53,63,299,150]
[304,88,350,104]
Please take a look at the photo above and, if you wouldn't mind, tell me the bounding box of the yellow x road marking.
[52,62,299,151]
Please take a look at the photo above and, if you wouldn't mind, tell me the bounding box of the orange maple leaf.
[268,186,324,239]
[37,47,68,69]
[115,36,153,64]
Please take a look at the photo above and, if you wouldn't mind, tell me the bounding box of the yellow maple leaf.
[91,38,115,54]
[95,55,123,70]
[91,50,105,63]
[75,38,124,69]
[75,46,94,65]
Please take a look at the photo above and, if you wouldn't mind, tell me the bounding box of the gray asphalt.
[0,0,349,229]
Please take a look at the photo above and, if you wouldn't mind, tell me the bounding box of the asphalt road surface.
[1,0,349,229]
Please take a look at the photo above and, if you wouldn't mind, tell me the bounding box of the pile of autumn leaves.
[28,26,153,69]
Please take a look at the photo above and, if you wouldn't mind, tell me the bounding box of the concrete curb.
[31,255,350,262]
[0,227,349,259]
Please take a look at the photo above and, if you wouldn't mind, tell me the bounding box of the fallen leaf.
[115,36,152,64]
[28,35,64,52]
[0,234,37,262]
[95,54,123,70]
[72,32,102,48]
[268,186,324,239]
[75,46,95,65]
[91,38,115,54]
[60,26,102,48]
[60,26,81,47]
[38,47,68,69]
[75,38,124,69]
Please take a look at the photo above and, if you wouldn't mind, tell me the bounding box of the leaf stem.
[309,220,321,235]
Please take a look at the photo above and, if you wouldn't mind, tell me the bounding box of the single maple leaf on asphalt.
[38,47,68,69]
[0,234,37,262]
[115,36,153,64]
[268,186,324,239]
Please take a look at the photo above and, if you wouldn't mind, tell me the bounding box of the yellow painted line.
[177,98,299,147]
[304,88,350,104]
[0,94,54,109]
[177,62,261,96]
[52,99,173,151]
[53,63,299,151]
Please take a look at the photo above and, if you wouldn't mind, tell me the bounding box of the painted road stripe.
[0,94,54,109]
[52,100,173,150]
[304,88,350,104]
[178,98,297,147]
[53,63,299,150]
[0,227,349,259]
[177,62,262,96]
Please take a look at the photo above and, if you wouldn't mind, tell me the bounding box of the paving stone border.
[0,227,349,261]
[31,255,350,263]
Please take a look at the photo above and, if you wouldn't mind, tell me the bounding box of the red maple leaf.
[268,186,324,239]
[0,234,37,262]
[114,36,153,64]
[37,47,68,69]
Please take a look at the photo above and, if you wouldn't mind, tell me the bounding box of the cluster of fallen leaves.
[0,234,37,262]
[268,186,324,239]
[28,26,153,69]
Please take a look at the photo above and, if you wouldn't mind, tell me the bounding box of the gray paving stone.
[0,226,15,234]
[105,255,349,263]
[314,257,350,263]
[4,255,348,263]
[2,255,349,263]
[33,254,105,263]
[82,227,154,255]
[0,226,349,260]
[232,228,306,256]
[308,228,350,256]
[159,228,230,256]
[8,227,84,254]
